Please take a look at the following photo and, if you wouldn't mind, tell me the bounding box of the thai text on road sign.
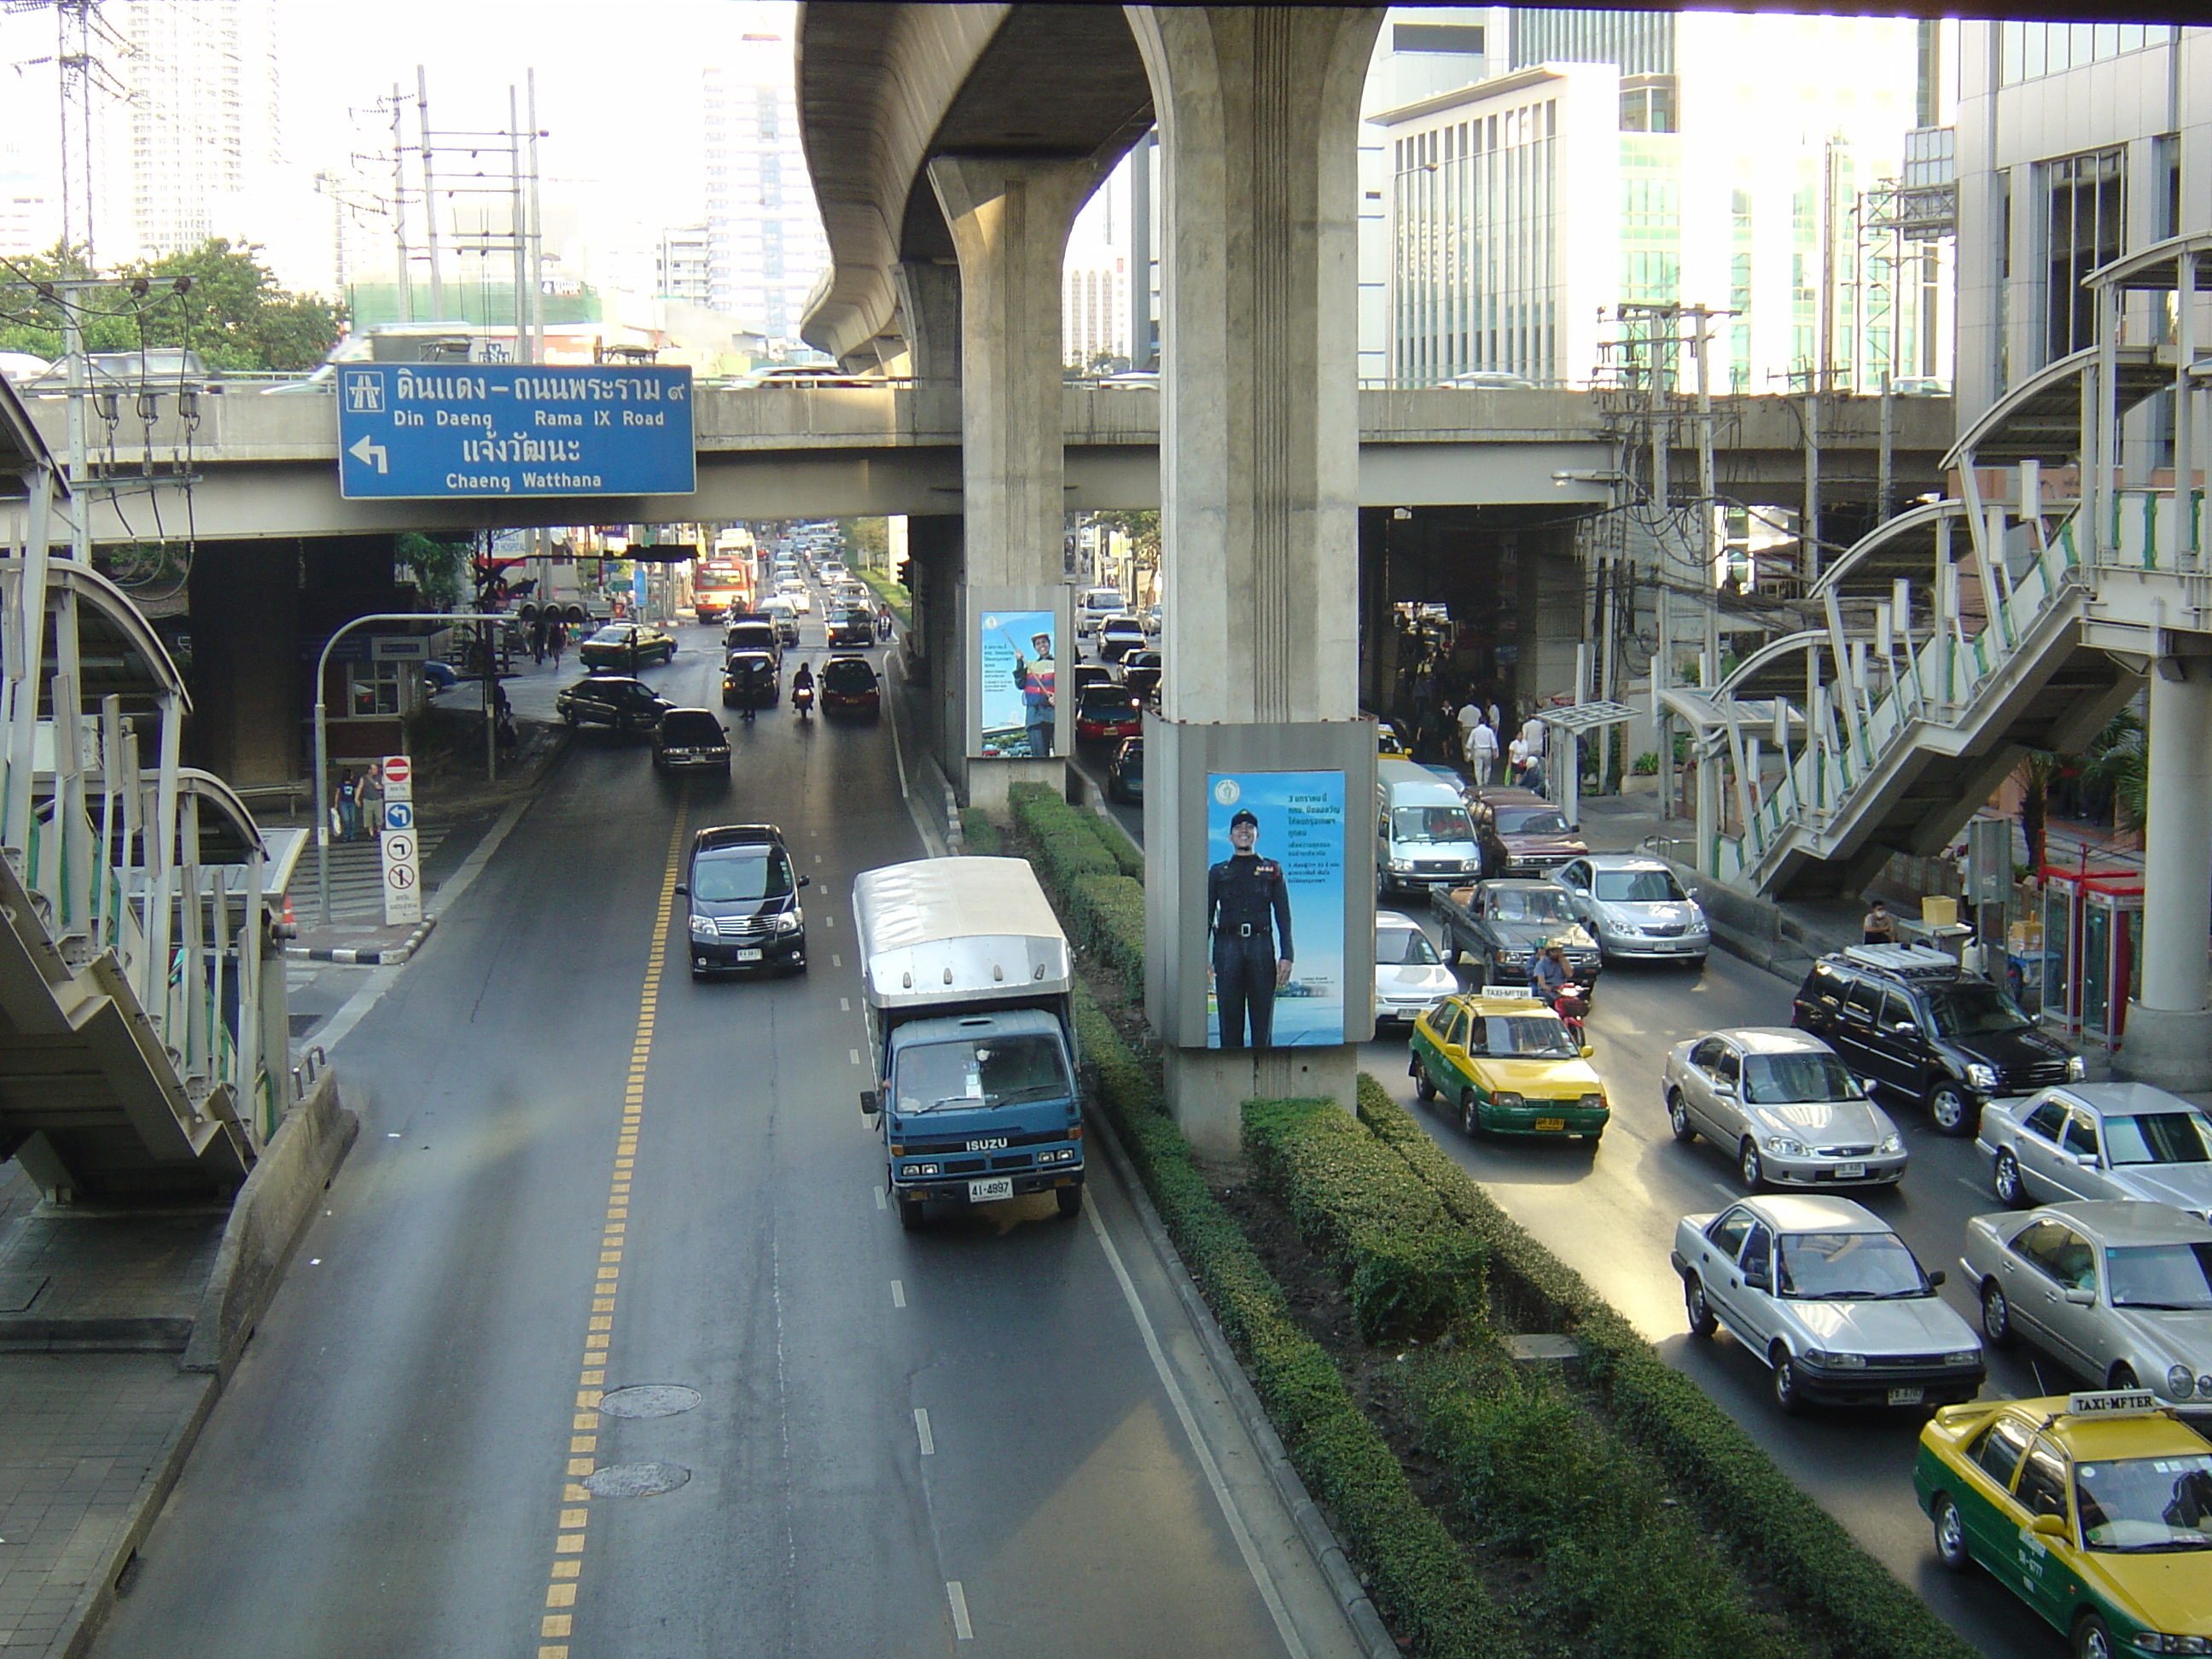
[378,756,422,927]
[336,364,696,500]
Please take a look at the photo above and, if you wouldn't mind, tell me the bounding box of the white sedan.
[1373,914,1457,1033]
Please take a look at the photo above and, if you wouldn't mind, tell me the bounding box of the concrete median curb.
[283,914,437,965]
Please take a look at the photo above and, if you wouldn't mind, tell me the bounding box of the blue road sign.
[384,801,414,832]
[335,364,696,500]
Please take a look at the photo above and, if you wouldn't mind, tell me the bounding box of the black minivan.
[1790,946,2081,1134]
[677,825,810,978]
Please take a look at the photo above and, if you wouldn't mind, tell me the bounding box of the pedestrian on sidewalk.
[550,623,567,669]
[359,765,383,841]
[335,770,361,843]
[1862,899,1898,946]
[1470,713,1499,786]
[1456,696,1481,764]
[1507,730,1529,784]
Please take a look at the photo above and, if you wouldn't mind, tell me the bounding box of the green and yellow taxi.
[1406,989,1608,1144]
[1915,1388,2212,1658]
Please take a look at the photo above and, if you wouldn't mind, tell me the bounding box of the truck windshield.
[1390,806,1475,844]
[896,1034,1071,1113]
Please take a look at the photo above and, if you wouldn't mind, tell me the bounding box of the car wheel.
[1931,1493,1972,1572]
[1668,1091,1696,1143]
[1739,1139,1766,1189]
[1056,1186,1084,1220]
[1685,1275,1718,1337]
[2073,1611,2116,1659]
[1993,1148,2026,1206]
[2109,1363,2139,1391]
[561,710,577,727]
[1412,1059,1437,1103]
[1460,1091,1480,1138]
[1925,1080,1973,1136]
[1980,1279,2016,1348]
[1771,1345,1807,1416]
[896,1196,923,1231]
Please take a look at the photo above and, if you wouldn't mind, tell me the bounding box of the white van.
[1376,758,1481,898]
[1076,587,1126,635]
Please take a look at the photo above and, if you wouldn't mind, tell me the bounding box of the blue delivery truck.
[855,857,1086,1228]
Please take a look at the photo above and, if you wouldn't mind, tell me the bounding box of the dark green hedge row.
[1083,809,1145,880]
[1355,1079,1978,1659]
[958,808,1003,856]
[1072,984,1516,1658]
[1241,1097,1481,1344]
[1010,783,1146,1000]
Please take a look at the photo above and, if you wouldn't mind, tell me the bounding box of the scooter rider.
[1528,942,1570,1003]
[791,659,815,713]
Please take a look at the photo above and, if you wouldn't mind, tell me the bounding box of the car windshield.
[2104,1243,2212,1310]
[1473,1013,1579,1058]
[1924,982,2031,1037]
[1494,807,1569,835]
[1742,1052,1861,1105]
[1487,888,1574,923]
[2105,1113,2212,1166]
[661,713,723,742]
[824,661,875,690]
[2075,1456,2212,1552]
[1391,806,1476,844]
[690,850,791,904]
[1592,869,1685,903]
[1377,926,1441,966]
[894,1034,1072,1112]
[1080,687,1135,712]
[587,626,630,644]
[1776,1231,1930,1299]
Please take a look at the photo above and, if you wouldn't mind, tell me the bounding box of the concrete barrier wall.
[182,1070,358,1377]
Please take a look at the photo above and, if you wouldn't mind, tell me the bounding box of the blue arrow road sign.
[335,364,696,500]
[384,801,413,832]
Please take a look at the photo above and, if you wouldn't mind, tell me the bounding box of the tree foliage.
[0,239,341,370]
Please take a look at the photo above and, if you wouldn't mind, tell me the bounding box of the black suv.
[556,675,673,732]
[1790,946,2082,1135]
[676,824,809,977]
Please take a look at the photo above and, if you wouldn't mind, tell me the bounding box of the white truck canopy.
[853,858,1073,1012]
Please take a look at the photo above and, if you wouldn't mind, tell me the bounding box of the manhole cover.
[584,1461,691,1499]
[597,1384,702,1419]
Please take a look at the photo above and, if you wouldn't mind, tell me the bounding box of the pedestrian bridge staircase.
[0,406,283,1200]
[1673,232,2212,899]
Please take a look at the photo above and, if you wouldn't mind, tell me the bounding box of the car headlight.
[1493,948,1526,964]
[690,917,717,941]
[2135,1637,2212,1655]
[1461,859,1481,873]
[1944,1350,1982,1367]
[2169,1365,2198,1400]
[1965,1062,2000,1092]
[908,1162,940,1176]
[2066,1055,2087,1080]
[1764,1136,1807,1156]
[1878,1134,1903,1155]
[1388,859,1412,872]
[1491,1091,1523,1110]
[1802,1350,1866,1369]
[1578,1094,1605,1113]
[775,911,803,934]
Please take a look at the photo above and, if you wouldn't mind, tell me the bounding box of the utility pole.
[527,68,544,364]
[417,65,444,319]
[508,84,528,358]
[390,84,414,323]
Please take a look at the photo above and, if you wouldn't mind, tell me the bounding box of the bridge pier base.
[2116,655,2212,1090]
[1132,6,1382,1153]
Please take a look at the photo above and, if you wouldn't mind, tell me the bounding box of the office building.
[701,27,830,348]
[115,0,282,259]
[657,225,713,306]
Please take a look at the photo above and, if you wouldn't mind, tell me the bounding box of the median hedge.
[1242,1097,1480,1344]
[1356,1079,1978,1659]
[957,807,1002,856]
[1072,984,1516,1657]
[1010,783,1146,1000]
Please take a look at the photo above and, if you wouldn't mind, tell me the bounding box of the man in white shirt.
[1456,699,1481,761]
[1470,715,1499,785]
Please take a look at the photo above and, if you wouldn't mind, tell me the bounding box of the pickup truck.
[1430,878,1602,987]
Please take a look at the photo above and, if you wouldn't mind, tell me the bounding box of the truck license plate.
[1835,1162,1867,1179]
[1887,1387,1924,1406]
[1534,1118,1566,1132]
[735,948,762,962]
[968,1178,1013,1203]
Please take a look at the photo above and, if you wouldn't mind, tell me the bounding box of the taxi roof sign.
[1478,985,1545,1002]
[2067,1389,2161,1417]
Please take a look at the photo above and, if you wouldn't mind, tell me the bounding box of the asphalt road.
[1359,910,2069,1659]
[90,593,1359,1659]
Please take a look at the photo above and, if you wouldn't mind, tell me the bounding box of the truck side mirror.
[672,882,687,896]
[859,1091,879,1116]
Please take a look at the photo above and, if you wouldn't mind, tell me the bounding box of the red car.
[819,654,881,719]
[1074,683,1143,743]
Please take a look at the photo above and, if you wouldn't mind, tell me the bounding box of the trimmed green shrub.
[1072,986,1517,1658]
[1071,871,1145,1001]
[1356,1078,1977,1659]
[1242,1097,1481,1344]
[958,808,1003,856]
[1082,809,1144,879]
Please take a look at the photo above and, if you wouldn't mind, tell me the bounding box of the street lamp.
[312,612,505,924]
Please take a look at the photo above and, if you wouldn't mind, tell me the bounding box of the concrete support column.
[2117,655,2212,1088]
[892,259,962,386]
[1133,6,1382,1155]
[928,154,1097,806]
[187,541,301,787]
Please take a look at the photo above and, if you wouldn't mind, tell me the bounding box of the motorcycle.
[792,681,815,719]
[1547,981,1590,1045]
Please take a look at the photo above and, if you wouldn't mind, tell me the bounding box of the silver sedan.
[1550,853,1710,965]
[1962,1200,2212,1403]
[1664,1027,1907,1190]
[1977,1082,2212,1217]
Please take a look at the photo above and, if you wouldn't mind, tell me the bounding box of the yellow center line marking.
[532,783,688,1651]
